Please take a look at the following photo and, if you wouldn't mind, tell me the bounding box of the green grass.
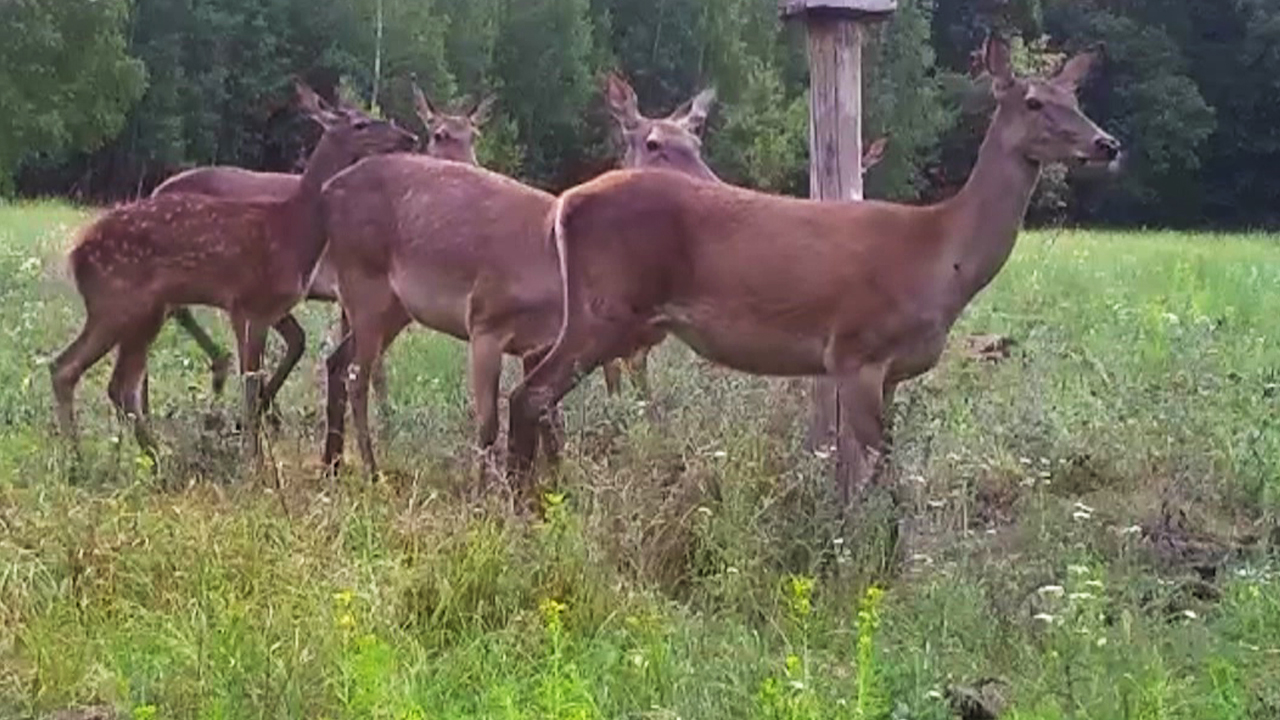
[1,200,1277,719]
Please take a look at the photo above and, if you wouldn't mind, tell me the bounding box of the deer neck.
[285,136,352,277]
[941,107,1041,311]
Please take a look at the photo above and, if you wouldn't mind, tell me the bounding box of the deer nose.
[1095,135,1120,161]
[645,137,661,153]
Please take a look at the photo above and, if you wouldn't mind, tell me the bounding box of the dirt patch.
[47,706,118,720]
[959,333,1016,363]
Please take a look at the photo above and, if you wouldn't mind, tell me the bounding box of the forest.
[2,0,1278,228]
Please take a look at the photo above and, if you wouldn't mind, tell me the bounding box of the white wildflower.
[1037,585,1065,598]
[1033,613,1057,624]
[1068,564,1090,575]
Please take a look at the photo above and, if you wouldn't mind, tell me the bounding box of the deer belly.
[388,267,469,340]
[663,305,827,376]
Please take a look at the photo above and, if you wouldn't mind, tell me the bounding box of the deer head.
[862,135,889,173]
[982,34,1120,171]
[413,83,492,165]
[605,72,719,182]
[295,81,417,178]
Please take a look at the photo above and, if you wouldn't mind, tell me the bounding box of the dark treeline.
[2,0,1278,228]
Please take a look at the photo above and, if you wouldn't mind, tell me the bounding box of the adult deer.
[51,82,417,464]
[321,72,718,478]
[601,134,892,399]
[148,85,492,414]
[507,34,1121,505]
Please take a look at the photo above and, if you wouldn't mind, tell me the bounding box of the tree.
[493,0,598,188]
[0,0,146,194]
[863,0,953,201]
[1044,0,1215,225]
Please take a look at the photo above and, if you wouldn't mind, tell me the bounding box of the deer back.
[322,154,558,341]
[152,166,299,201]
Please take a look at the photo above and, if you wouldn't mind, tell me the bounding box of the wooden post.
[780,0,895,501]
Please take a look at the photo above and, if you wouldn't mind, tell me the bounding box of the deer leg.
[259,313,306,428]
[51,318,120,445]
[232,315,270,466]
[349,323,385,480]
[106,312,166,466]
[171,306,232,395]
[602,360,623,396]
[371,353,390,417]
[624,346,663,422]
[833,363,888,508]
[508,319,622,491]
[521,350,564,468]
[806,377,839,454]
[881,380,898,458]
[627,348,653,400]
[468,333,504,480]
[322,332,353,474]
[351,309,410,482]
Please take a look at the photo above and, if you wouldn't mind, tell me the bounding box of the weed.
[1,205,1278,718]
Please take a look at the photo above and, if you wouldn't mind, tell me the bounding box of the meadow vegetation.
[1,201,1277,718]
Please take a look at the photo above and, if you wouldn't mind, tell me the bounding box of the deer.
[320,72,720,478]
[506,33,1121,506]
[601,133,891,400]
[50,81,418,465]
[146,85,493,419]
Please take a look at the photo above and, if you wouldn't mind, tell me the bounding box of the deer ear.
[295,79,340,128]
[604,72,641,130]
[468,94,497,127]
[1053,45,1102,93]
[862,135,889,170]
[671,87,716,136]
[982,32,1015,93]
[413,82,438,128]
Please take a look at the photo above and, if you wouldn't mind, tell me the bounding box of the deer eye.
[1026,97,1044,111]
[433,130,449,142]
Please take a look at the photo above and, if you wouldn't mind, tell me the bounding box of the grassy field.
[0,199,1277,720]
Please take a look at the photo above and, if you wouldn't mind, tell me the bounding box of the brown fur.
[507,35,1121,503]
[321,73,721,478]
[148,84,485,410]
[51,82,417,465]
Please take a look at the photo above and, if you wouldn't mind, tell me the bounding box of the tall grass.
[1,202,1277,719]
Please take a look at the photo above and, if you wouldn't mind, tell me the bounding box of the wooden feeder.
[781,0,896,501]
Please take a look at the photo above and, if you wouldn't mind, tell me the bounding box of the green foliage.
[492,0,598,187]
[1044,0,1216,225]
[0,0,146,193]
[863,0,952,200]
[3,204,1280,717]
[708,60,808,193]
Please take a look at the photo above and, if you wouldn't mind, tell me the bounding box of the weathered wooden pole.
[780,0,895,500]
